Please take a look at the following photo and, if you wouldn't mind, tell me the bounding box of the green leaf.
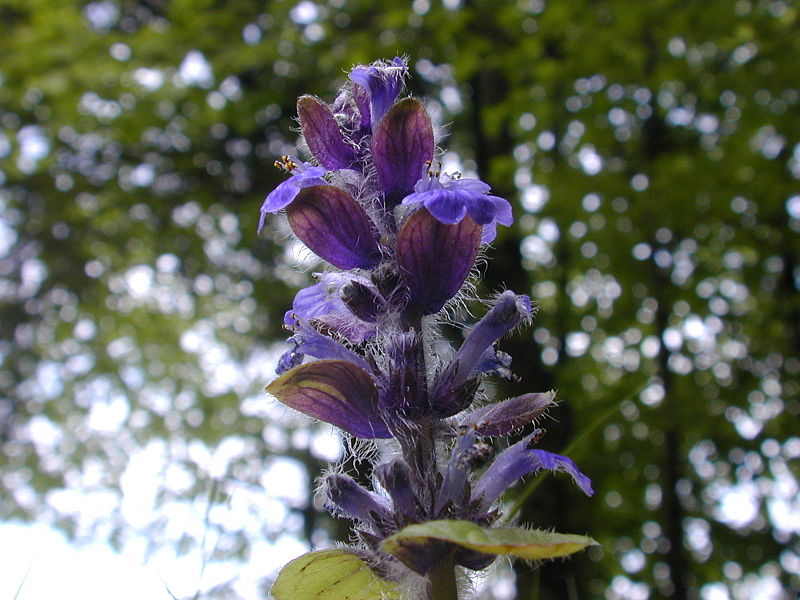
[271,549,400,600]
[382,520,598,569]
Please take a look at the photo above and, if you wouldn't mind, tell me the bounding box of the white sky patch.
[34,361,63,399]
[25,415,63,448]
[0,218,17,257]
[440,85,462,112]
[786,195,800,219]
[715,481,760,528]
[0,518,314,600]
[86,394,130,433]
[120,440,166,528]
[261,457,309,508]
[732,411,763,440]
[662,327,683,351]
[16,125,50,172]
[769,496,800,535]
[578,144,603,175]
[242,23,261,45]
[290,1,319,24]
[209,436,248,478]
[179,50,214,88]
[83,1,118,31]
[682,315,707,339]
[521,184,549,212]
[133,68,164,90]
[701,582,730,600]
[0,523,173,600]
[621,548,646,573]
[310,429,342,462]
[521,234,554,265]
[130,163,155,187]
[440,151,464,174]
[538,218,560,242]
[124,264,154,298]
[566,331,591,357]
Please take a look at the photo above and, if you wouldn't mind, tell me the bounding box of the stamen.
[457,442,494,469]
[274,155,298,173]
[525,429,546,448]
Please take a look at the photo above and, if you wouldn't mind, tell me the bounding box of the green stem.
[427,556,458,600]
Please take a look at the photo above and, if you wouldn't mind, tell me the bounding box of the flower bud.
[286,185,381,270]
[396,208,481,318]
[297,95,357,170]
[371,98,434,208]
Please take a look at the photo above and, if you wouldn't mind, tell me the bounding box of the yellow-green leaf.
[382,520,597,568]
[271,549,400,600]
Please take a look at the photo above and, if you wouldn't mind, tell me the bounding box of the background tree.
[1,1,797,598]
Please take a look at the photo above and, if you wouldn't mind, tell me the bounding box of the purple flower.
[472,430,594,510]
[278,312,371,375]
[457,392,555,437]
[297,95,357,170]
[285,185,382,270]
[372,98,434,209]
[434,428,478,514]
[288,273,377,343]
[262,60,597,592]
[378,332,429,419]
[395,208,482,318]
[349,56,408,129]
[267,359,391,439]
[431,292,531,416]
[325,473,394,533]
[402,172,513,243]
[375,460,421,520]
[435,291,531,388]
[258,157,325,232]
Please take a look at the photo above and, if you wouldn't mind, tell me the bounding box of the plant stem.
[427,556,458,600]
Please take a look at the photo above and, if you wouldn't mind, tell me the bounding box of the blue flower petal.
[472,432,593,509]
[480,221,498,244]
[258,159,326,232]
[290,274,377,343]
[260,178,301,214]
[403,172,513,240]
[440,291,531,389]
[279,312,372,374]
[410,189,468,224]
[465,194,498,226]
[349,57,408,128]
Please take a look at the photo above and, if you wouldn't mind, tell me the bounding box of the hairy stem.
[427,555,458,600]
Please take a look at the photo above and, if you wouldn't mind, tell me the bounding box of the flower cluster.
[261,58,594,600]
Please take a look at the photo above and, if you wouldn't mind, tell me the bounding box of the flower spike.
[261,58,596,597]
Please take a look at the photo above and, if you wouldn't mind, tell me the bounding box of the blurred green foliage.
[1,0,798,598]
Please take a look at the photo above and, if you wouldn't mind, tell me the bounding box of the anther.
[274,155,298,173]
